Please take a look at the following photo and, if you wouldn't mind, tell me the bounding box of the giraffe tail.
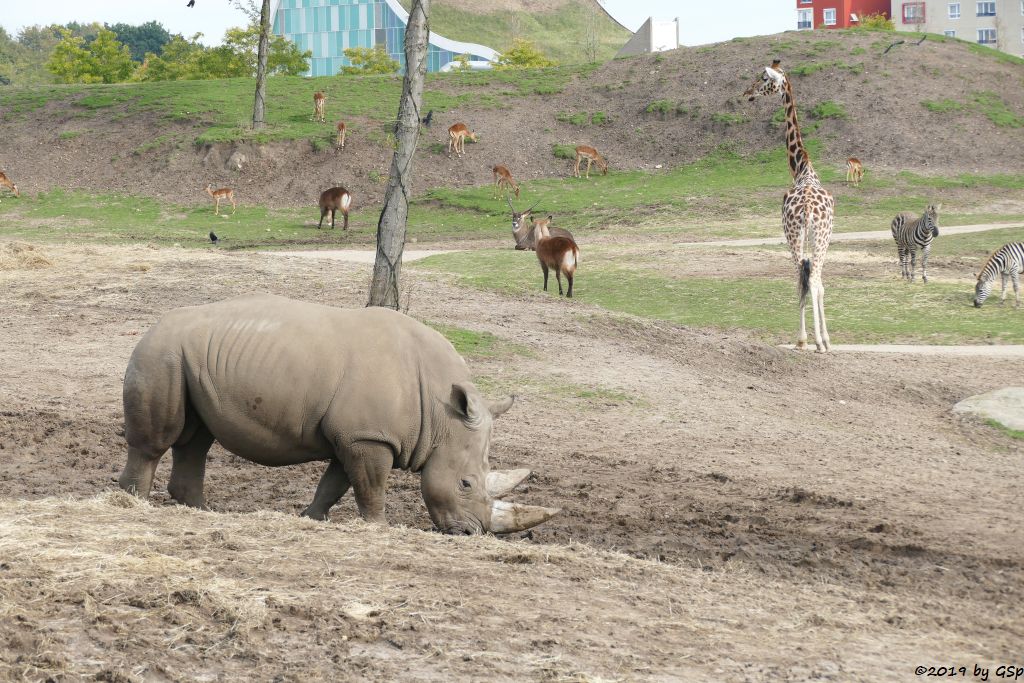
[798,258,812,302]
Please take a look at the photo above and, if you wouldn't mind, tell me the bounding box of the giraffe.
[744,60,834,352]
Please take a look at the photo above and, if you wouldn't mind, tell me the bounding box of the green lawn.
[830,225,1024,258]
[0,66,597,146]
[415,249,1024,345]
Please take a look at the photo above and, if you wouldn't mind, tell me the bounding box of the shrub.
[859,13,894,30]
[495,39,556,69]
[341,46,399,75]
[645,99,675,116]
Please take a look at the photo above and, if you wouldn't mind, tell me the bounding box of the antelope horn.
[526,201,539,214]
[486,469,531,498]
[488,499,561,534]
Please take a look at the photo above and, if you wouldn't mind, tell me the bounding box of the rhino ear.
[451,383,484,428]
[488,395,514,419]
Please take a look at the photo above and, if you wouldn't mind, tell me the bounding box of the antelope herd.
[2,73,1016,320]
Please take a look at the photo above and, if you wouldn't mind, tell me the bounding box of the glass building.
[272,0,500,76]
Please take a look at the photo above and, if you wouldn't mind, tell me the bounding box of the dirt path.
[682,221,1024,248]
[780,343,1024,357]
[263,249,458,263]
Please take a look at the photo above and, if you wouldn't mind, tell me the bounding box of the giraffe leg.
[808,277,825,353]
[921,245,930,284]
[816,280,830,352]
[796,267,808,350]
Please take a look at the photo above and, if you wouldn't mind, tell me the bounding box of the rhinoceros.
[118,294,560,535]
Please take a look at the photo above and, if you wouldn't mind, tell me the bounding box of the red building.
[795,0,891,30]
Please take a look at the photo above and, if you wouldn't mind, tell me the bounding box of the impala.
[533,216,580,297]
[312,91,326,123]
[447,123,477,158]
[492,164,520,199]
[508,198,574,251]
[0,170,19,199]
[205,184,236,215]
[336,121,347,149]
[846,157,863,186]
[573,145,607,178]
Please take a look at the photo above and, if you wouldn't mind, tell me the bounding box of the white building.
[892,0,1024,56]
[616,18,680,57]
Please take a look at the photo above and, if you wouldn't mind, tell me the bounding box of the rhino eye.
[459,478,472,490]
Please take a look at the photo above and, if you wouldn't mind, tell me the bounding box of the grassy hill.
[402,0,629,64]
[0,28,1022,213]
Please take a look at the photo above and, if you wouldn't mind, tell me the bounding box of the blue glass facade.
[272,0,497,76]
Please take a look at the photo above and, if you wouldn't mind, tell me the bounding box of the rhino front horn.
[489,499,561,534]
[486,468,531,498]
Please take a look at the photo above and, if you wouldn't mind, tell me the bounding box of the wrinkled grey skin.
[118,294,558,534]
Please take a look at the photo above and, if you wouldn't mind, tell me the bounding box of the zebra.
[891,204,940,283]
[974,242,1024,308]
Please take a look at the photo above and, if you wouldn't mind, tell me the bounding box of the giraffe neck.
[781,79,812,181]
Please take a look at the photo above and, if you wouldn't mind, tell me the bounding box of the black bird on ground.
[187,0,195,7]
[421,109,433,127]
[209,231,219,245]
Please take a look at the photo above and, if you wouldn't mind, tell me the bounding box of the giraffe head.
[743,59,787,101]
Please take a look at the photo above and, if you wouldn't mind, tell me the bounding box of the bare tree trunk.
[252,0,271,130]
[367,0,429,309]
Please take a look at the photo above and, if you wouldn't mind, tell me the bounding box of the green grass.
[58,131,82,141]
[921,99,964,114]
[426,323,528,358]
[970,92,1024,128]
[831,225,1024,259]
[416,250,1024,345]
[555,111,589,126]
[984,419,1024,440]
[552,143,577,160]
[710,112,749,125]
[0,64,599,146]
[810,101,847,119]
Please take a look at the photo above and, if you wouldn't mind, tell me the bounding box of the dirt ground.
[0,242,1021,680]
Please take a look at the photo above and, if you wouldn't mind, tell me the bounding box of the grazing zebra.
[974,242,1024,308]
[891,204,940,283]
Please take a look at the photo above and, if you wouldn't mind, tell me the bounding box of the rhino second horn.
[486,469,531,498]
[489,499,561,534]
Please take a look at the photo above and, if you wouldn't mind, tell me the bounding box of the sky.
[0,0,795,47]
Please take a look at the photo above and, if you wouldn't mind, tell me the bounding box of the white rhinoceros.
[118,294,559,535]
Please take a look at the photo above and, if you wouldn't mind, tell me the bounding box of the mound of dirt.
[1,31,1021,208]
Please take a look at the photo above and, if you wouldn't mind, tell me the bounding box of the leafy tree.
[47,28,135,83]
[223,23,310,76]
[495,39,556,69]
[107,21,172,62]
[136,24,308,81]
[341,46,400,75]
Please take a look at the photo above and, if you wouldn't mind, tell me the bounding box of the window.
[948,2,960,18]
[902,2,926,23]
[976,2,996,16]
[823,8,837,25]
[799,0,812,3]
[944,29,957,37]
[977,27,997,43]
[797,8,813,29]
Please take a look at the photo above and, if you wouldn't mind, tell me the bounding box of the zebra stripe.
[891,205,940,283]
[974,242,1024,308]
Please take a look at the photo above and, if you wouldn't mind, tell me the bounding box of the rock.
[953,387,1024,431]
[226,151,247,171]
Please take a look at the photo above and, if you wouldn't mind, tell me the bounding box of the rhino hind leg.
[167,421,215,508]
[301,458,351,521]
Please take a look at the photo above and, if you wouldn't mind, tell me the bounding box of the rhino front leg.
[167,423,215,508]
[119,447,162,498]
[344,441,393,524]
[301,459,351,521]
